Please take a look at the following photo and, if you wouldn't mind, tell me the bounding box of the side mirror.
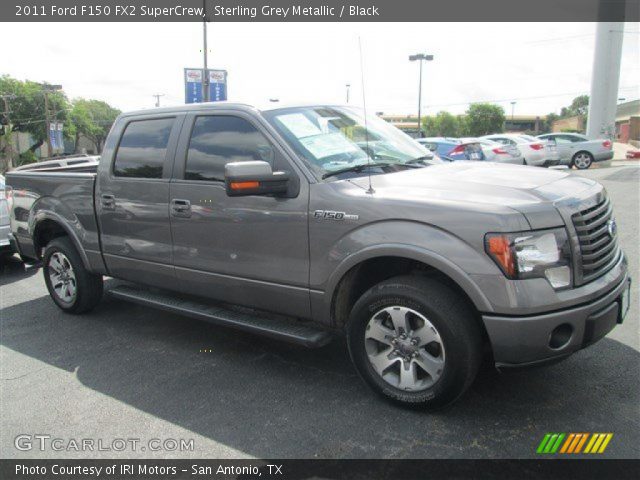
[224,161,290,197]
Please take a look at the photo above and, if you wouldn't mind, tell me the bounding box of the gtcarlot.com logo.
[15,435,194,452]
[536,433,613,454]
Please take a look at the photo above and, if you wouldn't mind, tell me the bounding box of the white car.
[0,174,13,255]
[481,134,560,167]
[537,133,614,169]
[469,138,525,165]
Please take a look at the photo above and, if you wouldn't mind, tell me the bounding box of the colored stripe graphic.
[537,433,565,454]
[539,433,613,454]
[585,433,613,453]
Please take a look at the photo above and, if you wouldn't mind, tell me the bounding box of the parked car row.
[415,132,614,170]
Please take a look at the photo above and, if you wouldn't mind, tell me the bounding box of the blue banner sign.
[184,68,228,103]
[56,123,64,152]
[49,123,58,150]
[208,69,228,102]
[184,68,204,104]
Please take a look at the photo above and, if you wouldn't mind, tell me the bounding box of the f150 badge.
[313,210,359,221]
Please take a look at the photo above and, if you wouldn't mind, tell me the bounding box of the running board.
[106,282,332,348]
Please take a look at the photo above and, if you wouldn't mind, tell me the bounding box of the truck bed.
[6,169,100,261]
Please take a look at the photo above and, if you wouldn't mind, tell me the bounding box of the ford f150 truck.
[6,103,631,408]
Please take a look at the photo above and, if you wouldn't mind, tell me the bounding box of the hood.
[350,161,597,207]
[347,161,600,229]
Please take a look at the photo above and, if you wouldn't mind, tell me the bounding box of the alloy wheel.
[364,306,445,391]
[48,252,77,303]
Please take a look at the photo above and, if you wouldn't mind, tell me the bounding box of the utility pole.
[1,94,16,170]
[40,84,63,157]
[202,0,210,102]
[152,94,165,107]
[43,90,52,156]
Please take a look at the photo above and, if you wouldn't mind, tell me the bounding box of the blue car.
[417,137,486,161]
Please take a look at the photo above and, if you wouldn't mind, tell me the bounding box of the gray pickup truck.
[6,103,631,408]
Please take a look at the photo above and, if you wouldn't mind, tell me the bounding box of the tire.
[572,151,593,170]
[346,275,483,409]
[43,237,103,314]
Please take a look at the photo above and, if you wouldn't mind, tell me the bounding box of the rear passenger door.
[168,111,310,318]
[96,114,183,287]
[547,134,572,161]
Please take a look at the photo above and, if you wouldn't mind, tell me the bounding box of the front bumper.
[483,275,631,368]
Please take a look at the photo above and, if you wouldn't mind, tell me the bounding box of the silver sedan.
[537,133,614,169]
[481,134,560,167]
[471,138,525,165]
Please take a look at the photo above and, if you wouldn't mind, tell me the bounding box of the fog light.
[549,323,573,350]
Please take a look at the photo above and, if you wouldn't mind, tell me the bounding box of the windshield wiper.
[405,155,433,165]
[321,162,394,179]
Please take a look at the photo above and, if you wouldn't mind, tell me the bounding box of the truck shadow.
[0,255,38,285]
[1,294,639,458]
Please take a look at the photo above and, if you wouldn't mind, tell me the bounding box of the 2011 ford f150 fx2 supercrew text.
[6,103,631,408]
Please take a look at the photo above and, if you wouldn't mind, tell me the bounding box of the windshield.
[263,106,437,179]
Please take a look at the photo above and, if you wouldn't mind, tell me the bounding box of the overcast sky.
[1,22,638,116]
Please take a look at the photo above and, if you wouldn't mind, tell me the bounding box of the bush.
[17,150,38,166]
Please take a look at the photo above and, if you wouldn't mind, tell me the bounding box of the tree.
[0,75,70,156]
[464,103,505,136]
[69,99,120,153]
[544,112,560,132]
[423,111,461,137]
[560,95,589,118]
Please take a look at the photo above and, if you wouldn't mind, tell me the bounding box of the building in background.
[551,116,585,133]
[614,99,640,146]
[380,113,547,136]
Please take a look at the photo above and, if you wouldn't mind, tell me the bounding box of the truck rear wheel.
[346,275,482,409]
[43,237,103,314]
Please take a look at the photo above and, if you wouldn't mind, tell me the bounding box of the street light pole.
[153,94,165,107]
[510,101,516,121]
[409,53,433,138]
[346,84,351,103]
[202,0,209,102]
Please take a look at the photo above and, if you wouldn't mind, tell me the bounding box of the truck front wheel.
[347,275,482,409]
[43,237,103,314]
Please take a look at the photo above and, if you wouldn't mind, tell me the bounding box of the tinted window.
[185,116,274,182]
[553,135,573,144]
[564,134,586,143]
[114,118,174,178]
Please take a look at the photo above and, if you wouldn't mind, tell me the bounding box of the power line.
[422,86,638,110]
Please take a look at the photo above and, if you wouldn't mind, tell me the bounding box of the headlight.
[485,228,572,289]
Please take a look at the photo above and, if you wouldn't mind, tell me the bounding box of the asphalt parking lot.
[1,166,638,459]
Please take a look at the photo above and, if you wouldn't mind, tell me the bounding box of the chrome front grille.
[572,196,620,284]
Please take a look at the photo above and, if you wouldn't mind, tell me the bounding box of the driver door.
[168,111,311,318]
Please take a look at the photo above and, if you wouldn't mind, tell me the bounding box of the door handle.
[171,199,191,217]
[101,194,115,210]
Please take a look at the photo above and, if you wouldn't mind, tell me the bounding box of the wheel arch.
[325,245,493,329]
[32,212,91,269]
